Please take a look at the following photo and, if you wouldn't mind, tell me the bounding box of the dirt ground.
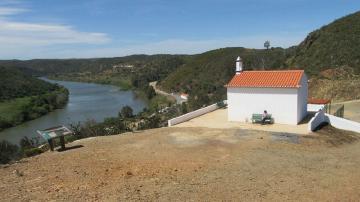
[1,126,360,201]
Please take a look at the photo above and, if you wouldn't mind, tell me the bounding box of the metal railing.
[333,104,344,118]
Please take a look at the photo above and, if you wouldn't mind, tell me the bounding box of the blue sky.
[0,0,359,59]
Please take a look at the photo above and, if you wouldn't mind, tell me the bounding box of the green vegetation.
[0,136,47,164]
[286,11,360,76]
[0,66,69,131]
[119,105,133,118]
[159,11,360,105]
[159,47,291,110]
[69,104,183,140]
[0,66,59,101]
[0,140,19,164]
[0,87,69,131]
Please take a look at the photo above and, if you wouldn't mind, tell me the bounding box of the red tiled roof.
[226,70,305,88]
[308,98,331,104]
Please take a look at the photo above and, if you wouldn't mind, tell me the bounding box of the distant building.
[307,98,331,113]
[180,93,189,100]
[226,57,308,125]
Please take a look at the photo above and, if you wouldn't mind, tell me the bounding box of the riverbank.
[0,79,148,146]
[48,74,133,90]
[0,87,69,132]
[48,75,175,111]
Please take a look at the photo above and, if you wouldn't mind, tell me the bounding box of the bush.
[119,106,133,118]
[0,140,19,164]
[0,118,12,130]
[23,148,43,157]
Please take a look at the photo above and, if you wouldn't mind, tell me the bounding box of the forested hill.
[286,11,360,75]
[0,54,188,75]
[159,11,360,106]
[0,66,59,101]
[0,66,69,131]
[159,47,293,108]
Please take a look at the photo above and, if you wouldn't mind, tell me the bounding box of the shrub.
[23,148,43,157]
[0,140,19,164]
[119,106,133,118]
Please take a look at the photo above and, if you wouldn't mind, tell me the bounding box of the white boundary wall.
[308,110,326,131]
[308,110,360,133]
[307,104,325,112]
[326,114,360,133]
[168,101,227,127]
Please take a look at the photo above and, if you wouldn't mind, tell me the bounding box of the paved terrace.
[173,108,311,135]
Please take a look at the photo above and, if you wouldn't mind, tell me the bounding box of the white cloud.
[6,34,305,59]
[0,5,110,59]
[0,3,306,59]
[0,20,110,45]
[0,7,26,16]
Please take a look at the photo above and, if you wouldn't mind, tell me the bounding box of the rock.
[13,170,23,177]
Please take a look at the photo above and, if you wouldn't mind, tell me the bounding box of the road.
[149,81,186,104]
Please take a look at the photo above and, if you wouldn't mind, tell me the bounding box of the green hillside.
[159,11,360,108]
[159,47,292,109]
[0,67,69,130]
[287,11,360,75]
[0,54,188,76]
[0,66,57,101]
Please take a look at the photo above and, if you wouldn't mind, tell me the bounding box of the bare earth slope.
[1,126,360,201]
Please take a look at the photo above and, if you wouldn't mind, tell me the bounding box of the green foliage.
[137,114,162,130]
[181,102,188,114]
[0,66,58,101]
[0,87,69,131]
[148,95,173,112]
[159,47,289,110]
[0,137,45,164]
[119,106,133,118]
[287,11,360,75]
[145,86,156,100]
[0,140,19,164]
[23,148,43,157]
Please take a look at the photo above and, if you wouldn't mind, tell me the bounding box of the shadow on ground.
[305,123,359,146]
[57,145,84,152]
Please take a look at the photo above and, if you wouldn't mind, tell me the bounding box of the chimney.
[236,56,243,74]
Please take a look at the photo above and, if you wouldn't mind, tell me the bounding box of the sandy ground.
[1,126,360,201]
[174,108,310,134]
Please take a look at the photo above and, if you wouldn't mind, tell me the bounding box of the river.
[0,78,147,144]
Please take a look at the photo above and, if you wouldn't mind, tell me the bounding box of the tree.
[181,102,188,114]
[145,86,156,99]
[0,140,19,164]
[264,40,270,50]
[119,105,133,118]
